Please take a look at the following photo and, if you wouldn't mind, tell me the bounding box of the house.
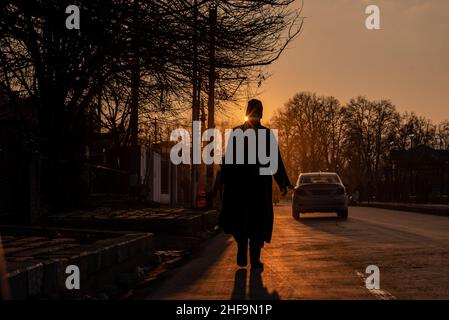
[87,136,190,207]
[390,145,449,203]
[150,141,190,206]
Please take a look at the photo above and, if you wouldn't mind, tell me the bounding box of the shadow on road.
[293,214,354,235]
[231,268,280,300]
[299,216,341,222]
[231,269,247,300]
[135,233,232,299]
[249,269,280,300]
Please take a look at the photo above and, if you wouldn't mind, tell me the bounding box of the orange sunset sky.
[241,0,449,123]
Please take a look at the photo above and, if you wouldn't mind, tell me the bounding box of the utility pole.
[130,66,139,148]
[191,0,200,208]
[206,3,217,208]
[130,0,140,196]
[130,0,139,147]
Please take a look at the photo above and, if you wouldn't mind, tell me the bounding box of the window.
[300,175,340,184]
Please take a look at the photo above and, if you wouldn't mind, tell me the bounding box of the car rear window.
[300,175,340,184]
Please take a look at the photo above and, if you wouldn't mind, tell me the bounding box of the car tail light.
[297,189,307,196]
[335,187,345,195]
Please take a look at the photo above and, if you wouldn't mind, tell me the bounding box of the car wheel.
[338,209,348,219]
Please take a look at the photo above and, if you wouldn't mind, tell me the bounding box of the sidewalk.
[1,225,154,299]
[49,207,220,250]
[358,202,449,216]
[1,206,220,299]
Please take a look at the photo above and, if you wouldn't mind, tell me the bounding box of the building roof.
[391,145,449,166]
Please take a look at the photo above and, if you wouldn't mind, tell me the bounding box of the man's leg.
[234,235,248,267]
[249,239,264,270]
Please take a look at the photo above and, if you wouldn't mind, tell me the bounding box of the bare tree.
[395,112,437,149]
[272,92,345,181]
[1,0,303,210]
[342,97,399,197]
[437,121,449,150]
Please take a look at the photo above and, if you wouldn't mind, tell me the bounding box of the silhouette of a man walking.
[219,99,291,270]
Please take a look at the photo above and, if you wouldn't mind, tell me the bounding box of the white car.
[292,172,348,219]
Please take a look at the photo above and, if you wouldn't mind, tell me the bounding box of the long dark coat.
[219,122,290,244]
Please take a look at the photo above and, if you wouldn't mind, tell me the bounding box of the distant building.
[150,141,190,206]
[87,136,190,207]
[390,145,449,203]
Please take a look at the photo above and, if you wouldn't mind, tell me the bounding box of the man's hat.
[246,99,263,119]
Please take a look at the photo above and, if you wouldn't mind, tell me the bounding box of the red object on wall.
[197,183,206,208]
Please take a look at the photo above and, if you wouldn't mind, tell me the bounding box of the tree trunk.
[206,5,217,209]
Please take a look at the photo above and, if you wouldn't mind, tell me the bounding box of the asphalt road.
[144,203,449,300]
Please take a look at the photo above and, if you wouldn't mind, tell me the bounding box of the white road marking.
[356,271,396,300]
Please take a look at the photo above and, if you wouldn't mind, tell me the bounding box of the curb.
[356,203,449,217]
[1,225,154,299]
